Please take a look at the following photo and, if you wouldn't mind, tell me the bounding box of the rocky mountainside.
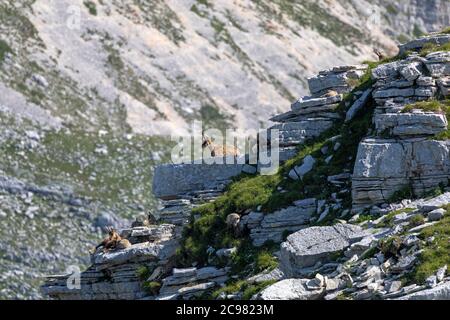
[42,31,450,300]
[1,0,450,300]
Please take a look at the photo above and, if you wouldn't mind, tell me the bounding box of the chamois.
[202,135,240,158]
[323,90,339,97]
[373,48,386,61]
[226,213,241,236]
[94,227,130,253]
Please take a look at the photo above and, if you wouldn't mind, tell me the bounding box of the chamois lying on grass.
[202,135,241,158]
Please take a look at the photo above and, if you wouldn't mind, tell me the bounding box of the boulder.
[280,224,368,277]
[396,281,450,300]
[291,95,342,111]
[428,208,445,221]
[153,163,245,199]
[250,204,315,247]
[352,139,450,210]
[374,113,447,137]
[345,89,372,122]
[398,34,450,54]
[293,156,316,179]
[258,279,325,300]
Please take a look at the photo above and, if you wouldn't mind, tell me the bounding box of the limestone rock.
[396,281,450,300]
[250,203,316,247]
[280,224,368,277]
[374,113,447,137]
[398,34,450,54]
[345,89,372,122]
[428,208,445,221]
[258,279,325,300]
[352,139,450,210]
[153,163,245,200]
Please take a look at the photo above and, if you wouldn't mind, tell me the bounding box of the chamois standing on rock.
[202,135,241,158]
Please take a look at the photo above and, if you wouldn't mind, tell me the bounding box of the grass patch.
[401,100,450,140]
[441,27,450,34]
[410,210,450,284]
[419,42,450,56]
[211,280,276,300]
[142,281,162,296]
[409,214,425,228]
[83,1,97,16]
[0,39,12,63]
[176,65,377,277]
[401,100,445,113]
[386,4,398,15]
[379,236,402,258]
[379,208,415,228]
[388,184,414,203]
[136,265,152,280]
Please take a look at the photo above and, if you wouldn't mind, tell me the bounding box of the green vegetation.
[441,27,450,34]
[397,34,410,44]
[136,265,152,280]
[132,0,185,45]
[379,236,402,258]
[419,42,450,56]
[409,214,425,228]
[176,65,378,284]
[413,24,425,38]
[410,206,450,283]
[142,281,162,295]
[0,122,173,219]
[211,280,276,300]
[402,100,450,141]
[402,100,443,113]
[0,2,40,42]
[0,39,12,63]
[252,0,366,47]
[386,4,399,15]
[83,1,97,16]
[379,207,415,228]
[104,44,166,119]
[200,104,233,132]
[388,184,414,203]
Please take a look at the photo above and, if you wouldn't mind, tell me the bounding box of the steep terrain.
[42,31,450,300]
[1,0,450,299]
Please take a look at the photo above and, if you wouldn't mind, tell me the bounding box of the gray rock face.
[249,200,316,246]
[398,34,450,55]
[258,279,325,300]
[352,138,450,210]
[158,266,229,300]
[307,65,366,95]
[428,208,446,221]
[345,89,372,122]
[292,95,342,111]
[153,163,245,200]
[41,223,179,300]
[270,120,334,148]
[268,64,368,162]
[280,224,368,277]
[374,112,447,136]
[396,281,450,300]
[289,156,316,180]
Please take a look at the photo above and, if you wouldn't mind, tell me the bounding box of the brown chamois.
[202,135,240,158]
[94,227,130,253]
[373,48,386,61]
[323,90,339,97]
[226,213,241,236]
